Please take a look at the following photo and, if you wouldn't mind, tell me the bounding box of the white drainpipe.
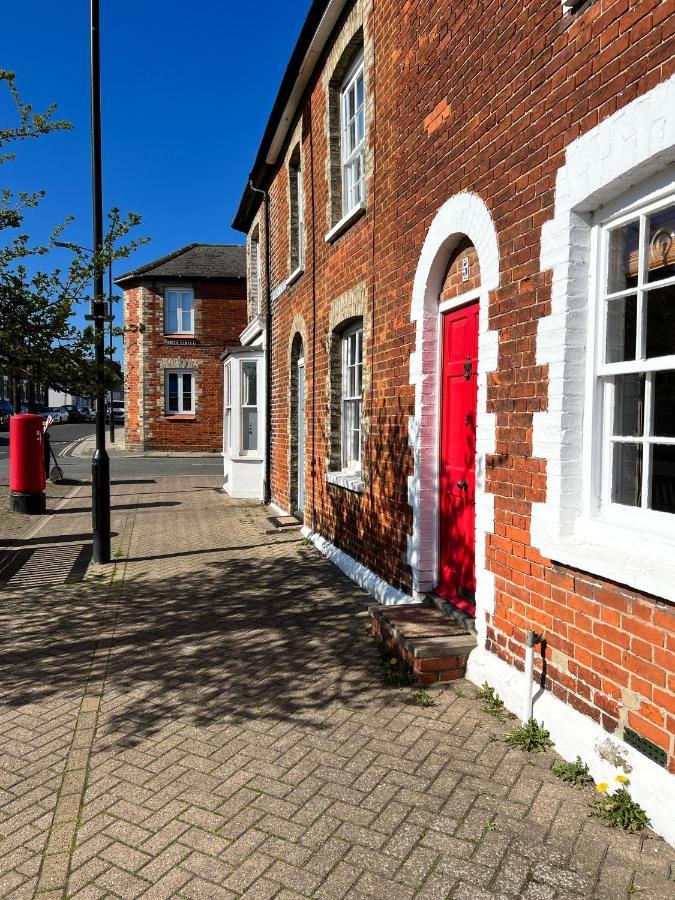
[523,630,540,722]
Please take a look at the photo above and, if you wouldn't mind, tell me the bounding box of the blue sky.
[1,1,308,364]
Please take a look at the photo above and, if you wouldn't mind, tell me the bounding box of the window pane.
[605,296,637,362]
[613,373,644,437]
[645,285,675,359]
[611,443,642,507]
[356,73,364,109]
[647,205,675,284]
[607,221,639,293]
[168,373,178,412]
[242,362,257,405]
[651,445,675,513]
[653,371,675,437]
[181,293,192,331]
[224,409,231,448]
[166,292,178,333]
[242,408,258,452]
[182,373,192,412]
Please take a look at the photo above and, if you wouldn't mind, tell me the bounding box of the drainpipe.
[523,630,542,722]
[248,177,273,506]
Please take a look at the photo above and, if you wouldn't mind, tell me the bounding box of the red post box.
[9,414,46,514]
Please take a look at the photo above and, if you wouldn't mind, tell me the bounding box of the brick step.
[370,604,476,685]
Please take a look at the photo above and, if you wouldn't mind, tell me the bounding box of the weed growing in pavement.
[408,688,436,708]
[552,756,592,786]
[376,641,416,687]
[504,719,554,753]
[592,777,650,832]
[485,820,497,831]
[476,682,509,721]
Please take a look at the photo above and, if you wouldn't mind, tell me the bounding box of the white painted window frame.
[165,368,195,415]
[164,287,194,335]
[586,191,675,531]
[340,52,366,219]
[223,361,232,452]
[240,360,259,456]
[341,321,363,472]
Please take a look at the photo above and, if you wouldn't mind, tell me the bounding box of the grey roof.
[115,243,246,285]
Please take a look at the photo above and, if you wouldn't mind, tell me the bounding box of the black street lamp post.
[89,0,110,564]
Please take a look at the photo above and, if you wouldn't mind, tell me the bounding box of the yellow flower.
[390,658,398,665]
[615,774,629,784]
[596,783,609,793]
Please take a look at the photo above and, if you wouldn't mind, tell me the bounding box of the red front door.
[438,301,478,615]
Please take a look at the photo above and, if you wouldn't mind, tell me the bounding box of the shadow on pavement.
[0,539,377,750]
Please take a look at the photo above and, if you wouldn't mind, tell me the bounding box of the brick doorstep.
[370,604,476,684]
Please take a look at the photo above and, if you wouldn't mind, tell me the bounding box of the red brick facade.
[122,277,246,452]
[234,0,675,797]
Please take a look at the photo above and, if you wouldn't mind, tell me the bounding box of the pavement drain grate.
[0,543,92,588]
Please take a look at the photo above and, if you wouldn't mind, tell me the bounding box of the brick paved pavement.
[0,477,674,899]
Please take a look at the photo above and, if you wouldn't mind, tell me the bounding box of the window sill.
[224,451,263,462]
[538,513,675,604]
[324,202,366,244]
[287,265,304,288]
[163,333,196,338]
[326,470,365,493]
[164,415,196,421]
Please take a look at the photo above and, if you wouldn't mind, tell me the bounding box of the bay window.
[241,361,258,454]
[222,351,264,460]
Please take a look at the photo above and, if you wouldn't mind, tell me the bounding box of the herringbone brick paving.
[0,477,673,898]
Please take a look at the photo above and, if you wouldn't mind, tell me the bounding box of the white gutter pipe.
[523,630,540,722]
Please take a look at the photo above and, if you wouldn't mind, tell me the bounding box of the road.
[0,422,223,480]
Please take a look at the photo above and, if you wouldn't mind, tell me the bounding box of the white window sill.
[325,202,366,244]
[224,452,263,462]
[539,513,675,603]
[326,470,365,493]
[287,266,304,288]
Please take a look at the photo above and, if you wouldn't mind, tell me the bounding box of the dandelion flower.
[615,774,629,784]
[596,782,609,793]
[390,658,398,665]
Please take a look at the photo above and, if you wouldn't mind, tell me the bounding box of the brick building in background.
[117,244,246,452]
[232,0,675,839]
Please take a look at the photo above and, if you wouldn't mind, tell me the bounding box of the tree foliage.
[0,69,149,403]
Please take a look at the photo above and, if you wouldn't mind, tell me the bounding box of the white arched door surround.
[407,192,500,645]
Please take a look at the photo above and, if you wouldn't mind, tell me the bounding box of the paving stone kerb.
[0,476,674,899]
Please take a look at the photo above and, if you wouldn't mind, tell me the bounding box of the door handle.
[457,480,468,490]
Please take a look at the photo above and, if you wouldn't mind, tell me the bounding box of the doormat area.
[370,603,476,685]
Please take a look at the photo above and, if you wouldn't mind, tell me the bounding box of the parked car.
[78,406,95,422]
[0,400,13,428]
[59,404,89,423]
[41,406,69,424]
[106,401,124,423]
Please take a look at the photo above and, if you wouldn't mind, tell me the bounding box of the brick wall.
[243,0,675,769]
[123,278,247,452]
